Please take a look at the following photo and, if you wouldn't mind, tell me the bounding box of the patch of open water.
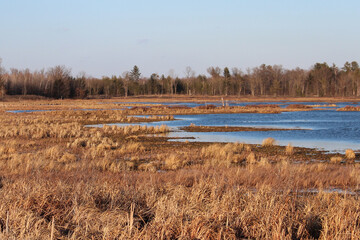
[88,109,360,153]
[7,101,360,153]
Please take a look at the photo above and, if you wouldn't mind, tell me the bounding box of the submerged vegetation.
[0,98,359,239]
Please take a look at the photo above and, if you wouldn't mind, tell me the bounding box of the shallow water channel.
[89,106,360,153]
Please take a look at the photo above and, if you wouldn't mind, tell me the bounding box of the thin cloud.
[137,38,150,45]
[58,27,70,32]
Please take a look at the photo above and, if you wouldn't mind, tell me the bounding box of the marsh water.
[90,102,360,152]
[8,101,360,152]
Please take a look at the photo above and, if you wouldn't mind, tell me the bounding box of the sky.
[1,0,360,78]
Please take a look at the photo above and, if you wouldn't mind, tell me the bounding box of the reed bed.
[337,106,360,111]
[125,105,283,115]
[0,99,359,239]
[1,165,360,239]
[262,137,277,147]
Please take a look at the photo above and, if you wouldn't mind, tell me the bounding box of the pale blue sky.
[1,0,359,77]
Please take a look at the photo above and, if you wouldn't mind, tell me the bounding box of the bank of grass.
[2,165,360,239]
[337,106,360,111]
[0,99,360,239]
[1,96,333,116]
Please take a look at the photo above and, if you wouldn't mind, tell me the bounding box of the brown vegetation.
[285,104,313,109]
[285,144,294,155]
[262,137,277,147]
[345,149,356,160]
[337,106,360,111]
[0,99,359,239]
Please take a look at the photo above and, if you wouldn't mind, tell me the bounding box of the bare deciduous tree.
[0,58,6,98]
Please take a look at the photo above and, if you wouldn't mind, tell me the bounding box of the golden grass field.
[0,97,360,239]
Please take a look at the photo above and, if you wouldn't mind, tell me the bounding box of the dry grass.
[330,156,343,163]
[1,166,360,239]
[337,106,360,111]
[246,152,257,164]
[262,137,277,147]
[163,154,190,170]
[285,143,294,155]
[312,103,337,107]
[125,105,285,115]
[285,104,313,109]
[345,149,356,160]
[0,99,359,239]
[200,142,248,167]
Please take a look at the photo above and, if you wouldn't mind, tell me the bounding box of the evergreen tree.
[130,65,141,82]
[223,67,231,96]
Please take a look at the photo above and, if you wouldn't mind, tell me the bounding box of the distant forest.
[0,60,360,99]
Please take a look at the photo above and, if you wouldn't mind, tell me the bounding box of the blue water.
[6,109,54,113]
[7,101,360,152]
[90,110,360,152]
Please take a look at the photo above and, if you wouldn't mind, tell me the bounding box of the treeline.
[0,60,360,99]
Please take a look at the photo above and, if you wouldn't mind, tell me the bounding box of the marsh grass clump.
[68,138,88,148]
[201,143,246,167]
[330,156,343,164]
[118,142,145,154]
[164,154,183,170]
[44,146,63,160]
[103,124,170,136]
[162,153,192,170]
[68,136,118,150]
[245,145,252,151]
[0,144,16,155]
[262,137,276,147]
[285,143,294,155]
[246,152,257,164]
[59,152,77,163]
[345,149,355,160]
[259,157,270,166]
[137,162,157,172]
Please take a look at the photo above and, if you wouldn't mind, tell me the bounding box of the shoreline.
[2,94,360,103]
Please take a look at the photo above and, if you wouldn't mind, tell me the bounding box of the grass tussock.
[200,142,248,167]
[164,154,189,170]
[262,137,277,147]
[246,152,257,164]
[345,149,356,160]
[285,143,294,155]
[330,156,343,164]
